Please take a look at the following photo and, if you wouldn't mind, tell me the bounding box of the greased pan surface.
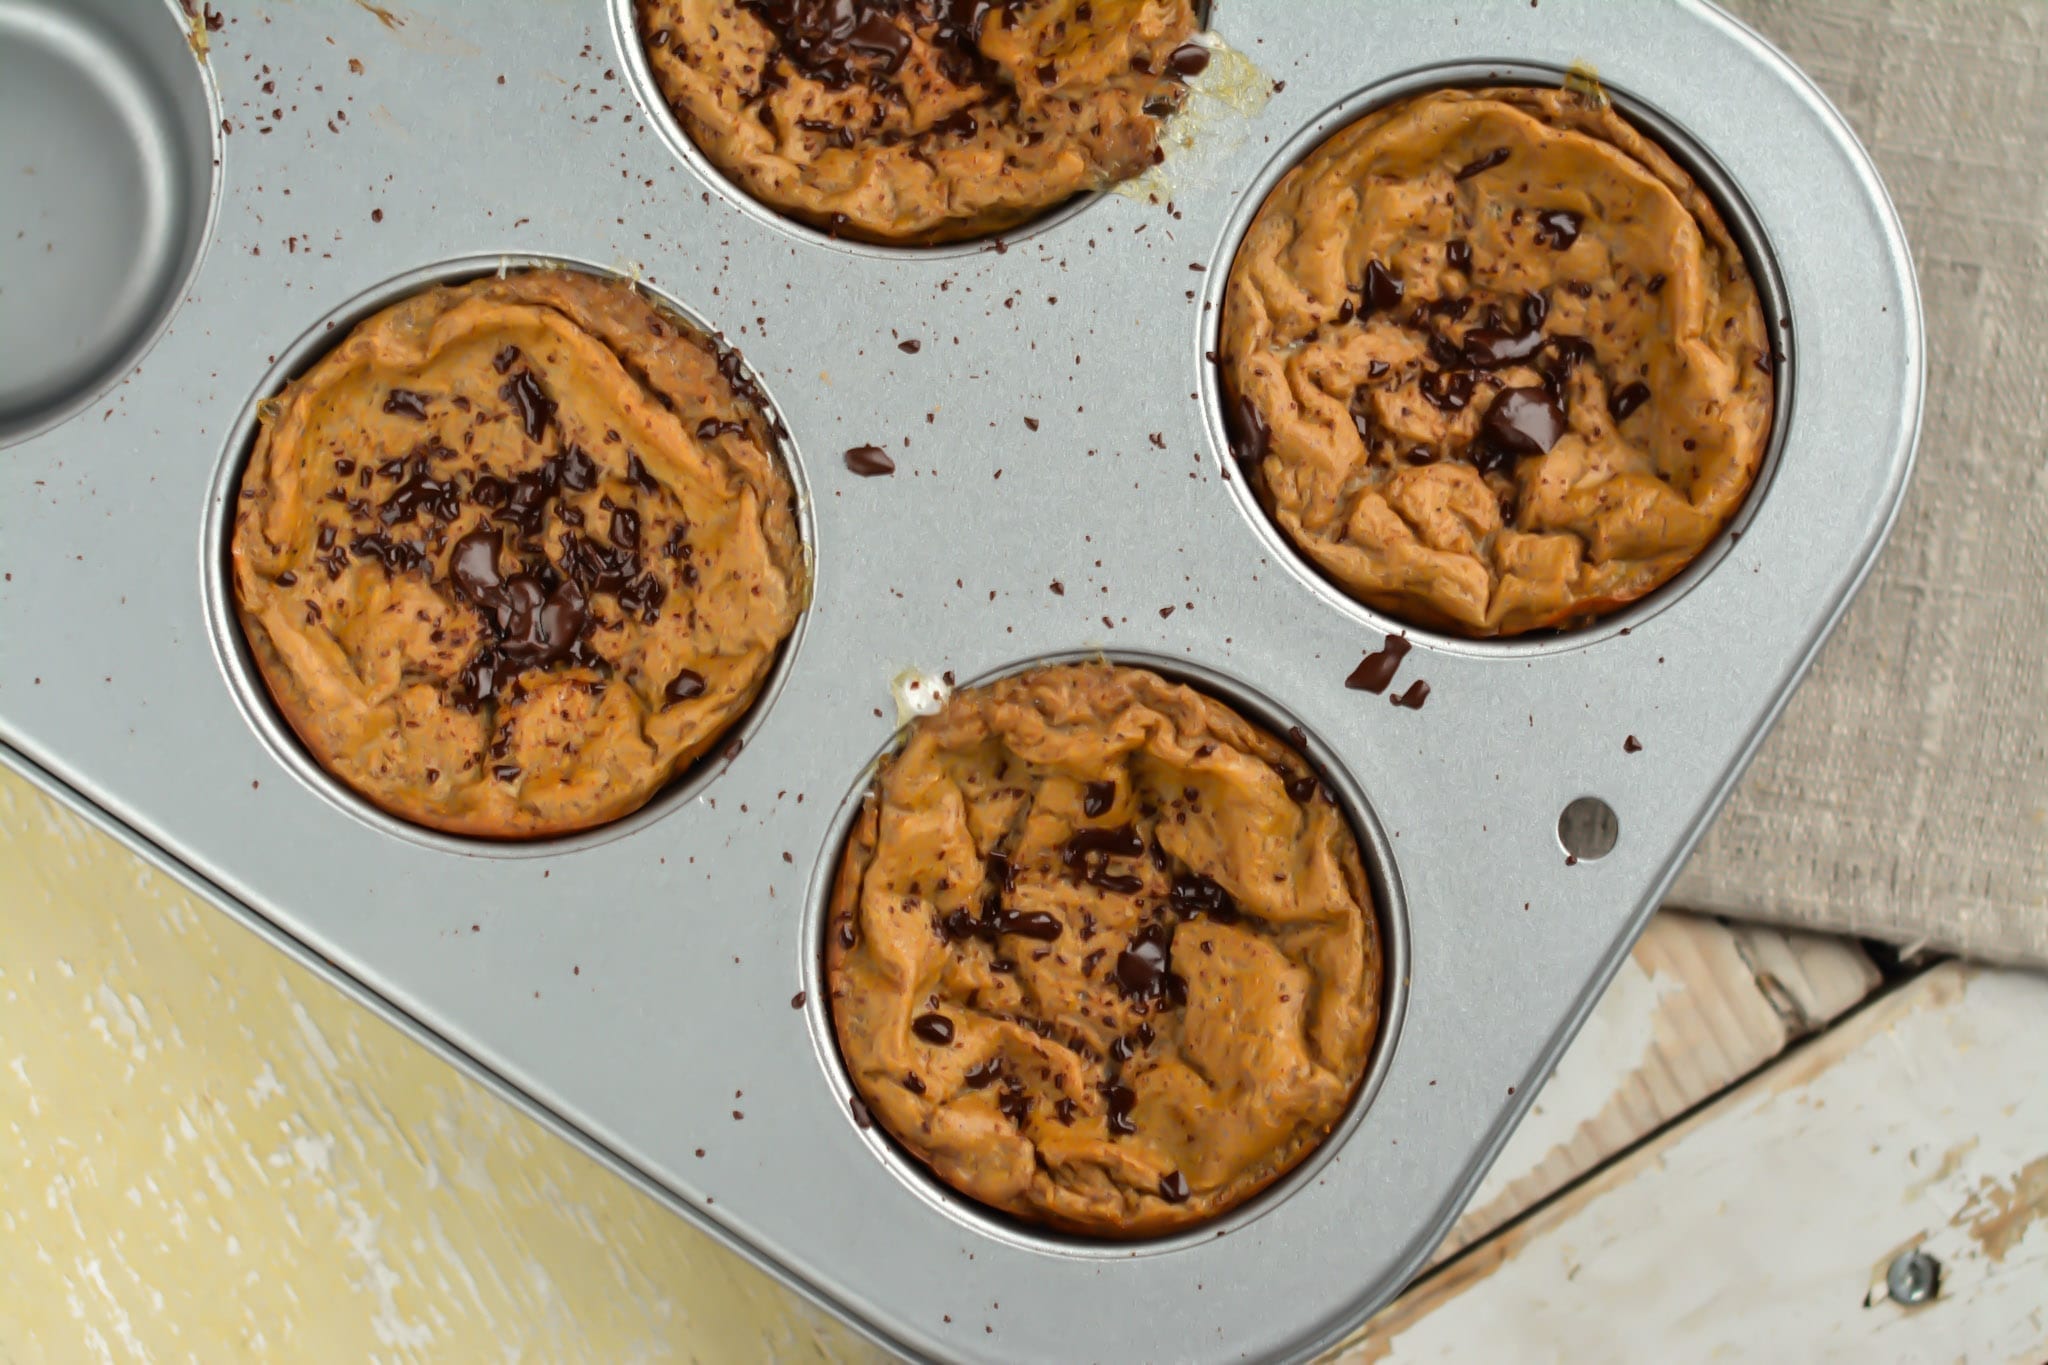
[0,2,1918,1361]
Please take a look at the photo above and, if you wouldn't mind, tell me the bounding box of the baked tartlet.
[826,662,1381,1236]
[230,269,803,838]
[1221,86,1774,635]
[635,0,1204,244]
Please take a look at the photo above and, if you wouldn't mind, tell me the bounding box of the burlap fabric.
[1675,1,2047,964]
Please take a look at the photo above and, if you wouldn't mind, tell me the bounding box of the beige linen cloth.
[1674,1,2047,965]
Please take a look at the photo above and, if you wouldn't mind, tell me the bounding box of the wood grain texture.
[1337,964,2048,1363]
[1678,0,2048,965]
[1427,913,1877,1265]
[0,768,878,1364]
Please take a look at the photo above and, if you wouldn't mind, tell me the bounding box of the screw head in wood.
[1885,1248,1940,1306]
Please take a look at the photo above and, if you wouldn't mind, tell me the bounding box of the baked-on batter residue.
[826,663,1381,1236]
[231,270,803,838]
[1222,86,1774,636]
[635,0,1204,244]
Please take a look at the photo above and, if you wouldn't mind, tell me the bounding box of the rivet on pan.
[1884,1248,1940,1306]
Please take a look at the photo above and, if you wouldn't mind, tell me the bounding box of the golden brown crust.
[634,0,1201,245]
[230,269,803,838]
[1221,86,1774,636]
[825,663,1381,1236]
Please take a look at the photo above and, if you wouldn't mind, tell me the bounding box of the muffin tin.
[0,2,1921,1361]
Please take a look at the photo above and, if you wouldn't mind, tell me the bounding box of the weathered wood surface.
[1430,913,1878,1264]
[0,768,874,1363]
[1335,964,2048,1364]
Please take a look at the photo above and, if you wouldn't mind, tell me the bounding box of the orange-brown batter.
[1221,86,1774,635]
[230,270,803,837]
[826,663,1381,1236]
[635,0,1204,244]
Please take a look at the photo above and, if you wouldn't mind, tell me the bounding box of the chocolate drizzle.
[499,369,556,442]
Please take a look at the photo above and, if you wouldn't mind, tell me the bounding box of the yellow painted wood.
[0,766,877,1364]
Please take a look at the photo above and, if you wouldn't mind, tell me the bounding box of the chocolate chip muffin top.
[1222,86,1774,635]
[636,0,1205,244]
[826,663,1381,1236]
[230,269,803,838]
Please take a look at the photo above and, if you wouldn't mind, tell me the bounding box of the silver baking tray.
[0,0,1920,1359]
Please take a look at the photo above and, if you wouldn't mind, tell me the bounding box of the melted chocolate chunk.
[1390,678,1431,710]
[1114,923,1185,1007]
[1168,871,1239,923]
[1062,824,1144,865]
[1464,325,1547,369]
[1361,259,1404,314]
[1480,386,1567,459]
[1230,392,1271,464]
[1624,734,1644,754]
[1158,1170,1190,1203]
[1533,208,1583,250]
[624,451,659,493]
[378,449,462,526]
[382,388,431,420]
[447,525,597,709]
[964,1057,1003,1089]
[1082,779,1116,818]
[663,668,707,708]
[491,344,520,374]
[1346,634,1412,693]
[942,898,1064,945]
[559,443,598,491]
[844,444,896,476]
[1454,147,1510,181]
[996,1082,1032,1125]
[1539,335,1597,394]
[911,1012,955,1045]
[1104,1081,1137,1135]
[1445,238,1473,274]
[1609,381,1652,421]
[993,907,1064,941]
[349,532,427,576]
[1167,41,1209,76]
[1421,368,1477,413]
[499,369,556,442]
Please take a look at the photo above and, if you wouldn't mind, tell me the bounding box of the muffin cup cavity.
[800,649,1409,1257]
[0,0,222,446]
[1197,62,1794,655]
[202,253,813,857]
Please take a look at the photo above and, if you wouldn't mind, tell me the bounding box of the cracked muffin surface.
[1222,86,1774,636]
[230,269,803,838]
[635,0,1203,245]
[826,663,1381,1236]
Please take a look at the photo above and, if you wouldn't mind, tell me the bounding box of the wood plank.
[1333,964,2048,1363]
[1430,911,1877,1263]
[0,767,878,1364]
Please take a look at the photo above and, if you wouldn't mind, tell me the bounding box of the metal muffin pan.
[0,2,1920,1361]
